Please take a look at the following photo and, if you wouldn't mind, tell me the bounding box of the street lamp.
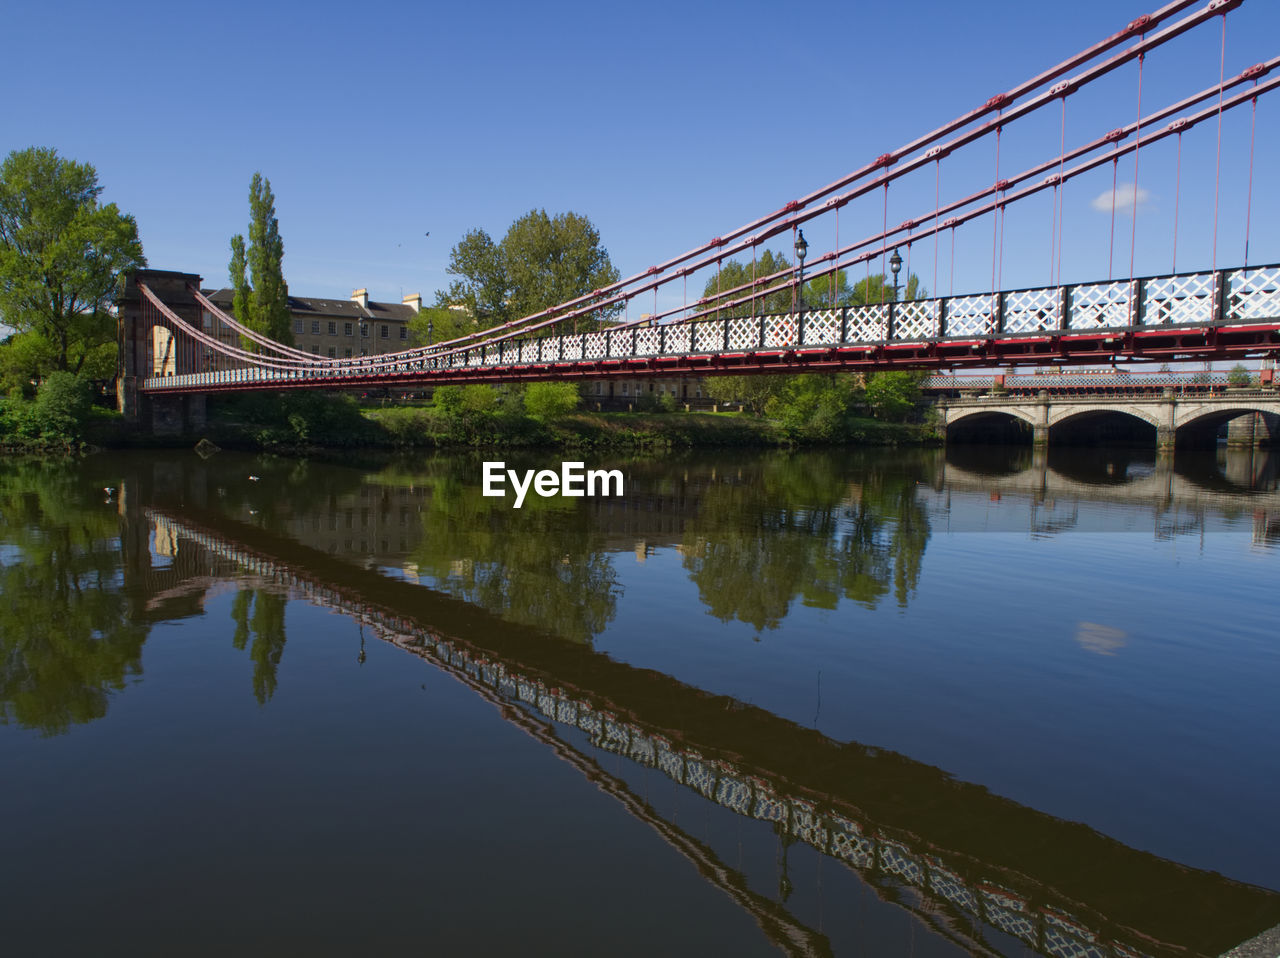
[427,318,433,346]
[889,247,903,301]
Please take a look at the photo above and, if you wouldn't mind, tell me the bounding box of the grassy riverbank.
[5,389,939,453]
[209,401,936,452]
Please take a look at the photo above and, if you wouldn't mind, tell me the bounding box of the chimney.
[402,292,422,312]
[351,288,369,309]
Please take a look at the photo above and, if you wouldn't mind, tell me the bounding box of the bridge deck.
[138,265,1280,394]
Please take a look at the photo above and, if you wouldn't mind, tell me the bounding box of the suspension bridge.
[119,1,1280,431]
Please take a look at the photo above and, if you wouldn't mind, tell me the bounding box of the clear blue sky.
[6,0,1278,313]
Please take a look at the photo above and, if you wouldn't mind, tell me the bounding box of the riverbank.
[61,401,937,453]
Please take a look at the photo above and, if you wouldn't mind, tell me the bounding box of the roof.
[202,288,415,321]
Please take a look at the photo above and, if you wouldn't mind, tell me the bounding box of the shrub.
[431,385,463,413]
[460,384,498,413]
[524,382,580,420]
[31,372,94,442]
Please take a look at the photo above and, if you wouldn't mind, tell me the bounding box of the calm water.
[2,445,1278,957]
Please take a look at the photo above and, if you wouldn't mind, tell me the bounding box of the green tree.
[229,173,292,349]
[30,371,94,443]
[864,370,924,422]
[0,147,145,373]
[699,250,794,318]
[1228,363,1252,387]
[436,229,508,326]
[408,305,474,348]
[524,381,580,420]
[847,272,926,306]
[437,210,620,331]
[704,375,788,416]
[765,374,861,439]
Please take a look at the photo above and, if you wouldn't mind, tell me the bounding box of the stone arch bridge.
[939,390,1280,448]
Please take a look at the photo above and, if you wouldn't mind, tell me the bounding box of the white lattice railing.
[140,266,1280,390]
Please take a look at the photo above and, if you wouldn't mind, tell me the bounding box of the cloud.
[1091,183,1152,214]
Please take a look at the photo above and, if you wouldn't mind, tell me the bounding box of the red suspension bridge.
[119,0,1280,419]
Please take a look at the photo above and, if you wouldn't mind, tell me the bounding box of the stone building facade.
[202,287,421,358]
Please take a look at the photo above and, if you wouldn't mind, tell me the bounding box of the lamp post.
[889,247,903,302]
[794,230,808,312]
[427,318,433,346]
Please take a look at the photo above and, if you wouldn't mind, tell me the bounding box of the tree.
[699,250,793,318]
[0,147,145,373]
[1228,363,1252,387]
[408,305,474,348]
[864,370,925,421]
[704,375,787,415]
[229,173,292,349]
[437,210,620,331]
[846,272,926,306]
[524,382,579,420]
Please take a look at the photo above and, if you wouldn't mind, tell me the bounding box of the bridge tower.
[116,269,208,435]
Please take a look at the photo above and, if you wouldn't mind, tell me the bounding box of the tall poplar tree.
[229,173,292,348]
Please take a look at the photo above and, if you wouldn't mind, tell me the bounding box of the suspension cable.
[1129,49,1145,280]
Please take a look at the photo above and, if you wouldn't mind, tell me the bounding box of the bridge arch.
[1174,401,1280,431]
[1175,401,1280,448]
[1047,405,1159,446]
[942,405,1037,444]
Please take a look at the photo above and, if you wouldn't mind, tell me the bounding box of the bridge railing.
[141,265,1280,391]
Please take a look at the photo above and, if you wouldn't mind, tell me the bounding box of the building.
[202,287,421,359]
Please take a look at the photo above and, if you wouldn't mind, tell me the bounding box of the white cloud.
[1091,183,1152,214]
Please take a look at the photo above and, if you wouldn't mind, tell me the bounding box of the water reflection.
[230,588,288,703]
[102,498,1280,955]
[0,461,146,736]
[2,450,1280,954]
[678,453,930,629]
[3,447,1280,737]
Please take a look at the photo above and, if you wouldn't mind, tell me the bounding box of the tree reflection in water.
[406,459,621,644]
[400,451,933,641]
[230,588,288,704]
[0,461,145,735]
[680,453,931,631]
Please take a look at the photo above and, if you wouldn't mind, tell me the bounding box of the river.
[1,445,1277,956]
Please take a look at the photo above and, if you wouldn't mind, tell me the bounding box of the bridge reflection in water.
[120,459,1279,958]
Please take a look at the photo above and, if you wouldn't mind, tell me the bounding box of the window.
[344,322,353,336]
[311,320,320,335]
[294,319,305,334]
[328,321,337,335]
[380,324,389,339]
[327,346,336,358]
[202,310,213,330]
[344,348,352,358]
[361,347,368,356]
[310,345,320,354]
[621,383,628,395]
[399,326,407,340]
[360,324,369,337]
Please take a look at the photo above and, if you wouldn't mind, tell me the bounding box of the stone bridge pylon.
[117,270,209,434]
